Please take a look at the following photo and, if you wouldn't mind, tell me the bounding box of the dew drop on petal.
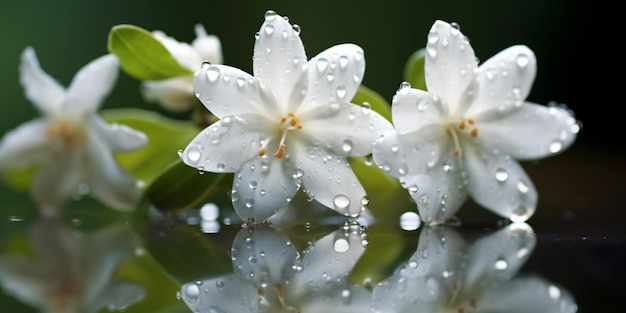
[427,30,439,45]
[400,211,421,231]
[316,58,329,73]
[342,139,353,153]
[334,238,350,253]
[183,284,200,303]
[398,163,409,176]
[245,198,255,208]
[517,180,529,194]
[516,53,529,68]
[408,184,418,193]
[264,24,274,36]
[206,66,221,82]
[495,167,509,182]
[264,10,277,21]
[339,55,349,69]
[292,24,301,35]
[249,180,257,190]
[549,140,563,153]
[186,146,201,164]
[416,98,429,111]
[336,85,347,100]
[494,258,508,271]
[548,285,562,300]
[333,194,350,211]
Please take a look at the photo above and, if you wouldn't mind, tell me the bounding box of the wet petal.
[463,144,538,222]
[0,118,50,170]
[295,146,366,217]
[180,275,259,313]
[302,102,393,157]
[153,30,202,70]
[0,255,48,308]
[19,47,65,115]
[180,114,267,173]
[468,45,537,116]
[193,64,280,118]
[192,24,223,65]
[232,156,298,222]
[65,54,119,117]
[476,102,579,160]
[141,77,195,111]
[90,116,147,152]
[86,134,142,211]
[31,148,84,215]
[300,44,365,112]
[252,11,307,108]
[391,86,443,135]
[424,20,478,114]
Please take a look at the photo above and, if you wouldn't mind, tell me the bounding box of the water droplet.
[264,24,274,36]
[342,139,353,153]
[549,140,563,153]
[548,285,561,299]
[400,211,421,230]
[494,258,508,270]
[184,284,200,303]
[517,180,529,194]
[333,194,350,211]
[510,206,529,222]
[495,168,509,182]
[516,53,529,68]
[316,58,328,73]
[338,55,349,69]
[249,180,257,190]
[244,198,254,208]
[336,85,347,100]
[427,46,437,58]
[408,184,418,193]
[341,288,351,298]
[398,81,411,94]
[217,163,226,171]
[292,168,305,178]
[333,238,350,252]
[409,260,418,268]
[254,32,260,39]
[264,10,277,21]
[292,24,301,34]
[206,66,221,82]
[236,77,246,88]
[427,30,439,44]
[186,146,201,164]
[416,98,429,111]
[398,163,409,176]
[215,280,225,288]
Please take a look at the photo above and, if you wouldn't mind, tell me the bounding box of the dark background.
[0,0,624,312]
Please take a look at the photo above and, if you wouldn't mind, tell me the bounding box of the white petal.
[461,222,536,294]
[88,280,145,313]
[231,225,297,285]
[85,133,142,211]
[0,118,50,170]
[65,54,119,116]
[301,102,393,157]
[475,102,579,160]
[141,77,195,112]
[468,45,537,116]
[477,276,577,313]
[31,148,84,215]
[372,274,440,313]
[180,275,258,313]
[180,114,266,173]
[391,87,444,135]
[19,47,65,115]
[372,125,449,179]
[295,146,366,217]
[30,217,80,267]
[232,156,299,222]
[424,20,478,114]
[300,44,365,112]
[0,255,48,308]
[464,144,538,222]
[193,64,280,118]
[192,24,223,65]
[89,116,147,152]
[153,30,202,70]
[252,12,307,108]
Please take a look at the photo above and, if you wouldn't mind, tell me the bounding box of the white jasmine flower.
[141,24,223,111]
[372,20,580,224]
[0,47,147,215]
[0,217,145,313]
[371,223,577,313]
[180,223,372,312]
[181,10,393,222]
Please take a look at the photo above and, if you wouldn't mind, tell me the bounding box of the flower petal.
[19,47,65,115]
[476,102,579,160]
[0,255,48,308]
[193,64,280,118]
[88,280,145,313]
[301,102,393,157]
[180,275,259,313]
[153,30,203,71]
[468,45,536,116]
[463,144,538,222]
[141,77,195,112]
[252,11,307,108]
[0,118,50,170]
[180,114,267,173]
[424,20,478,114]
[300,44,365,113]
[85,133,142,211]
[295,146,366,217]
[31,149,84,215]
[192,24,223,65]
[89,116,147,152]
[232,156,298,222]
[391,86,444,135]
[65,54,119,116]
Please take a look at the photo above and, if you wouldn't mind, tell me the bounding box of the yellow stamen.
[468,118,475,124]
[470,128,478,137]
[454,149,460,156]
[274,283,285,300]
[273,143,286,158]
[258,147,266,156]
[458,120,466,130]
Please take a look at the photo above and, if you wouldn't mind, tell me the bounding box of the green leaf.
[101,108,200,188]
[352,84,392,122]
[108,24,193,81]
[403,48,427,91]
[144,158,225,213]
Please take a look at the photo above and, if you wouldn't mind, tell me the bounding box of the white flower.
[141,24,223,111]
[371,223,577,313]
[0,47,147,215]
[0,217,145,313]
[180,223,372,312]
[372,20,580,225]
[181,10,393,222]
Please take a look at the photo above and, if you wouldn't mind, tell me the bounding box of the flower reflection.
[371,222,577,313]
[0,217,145,313]
[180,222,372,312]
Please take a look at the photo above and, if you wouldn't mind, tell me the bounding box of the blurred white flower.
[180,10,393,222]
[0,47,147,215]
[141,24,223,111]
[372,20,580,225]
[0,217,145,313]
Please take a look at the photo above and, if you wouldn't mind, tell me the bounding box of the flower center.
[448,117,478,157]
[258,112,303,159]
[46,120,82,158]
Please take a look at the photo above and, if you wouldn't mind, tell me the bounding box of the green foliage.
[108,24,193,81]
[403,48,427,91]
[352,84,392,122]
